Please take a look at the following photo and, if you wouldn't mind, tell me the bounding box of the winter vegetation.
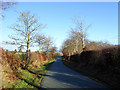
[1,1,118,89]
[61,17,119,88]
[1,48,58,88]
[1,3,59,88]
[0,2,16,17]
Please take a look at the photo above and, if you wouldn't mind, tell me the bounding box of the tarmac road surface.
[41,56,108,88]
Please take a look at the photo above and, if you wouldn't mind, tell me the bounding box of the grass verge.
[10,59,56,89]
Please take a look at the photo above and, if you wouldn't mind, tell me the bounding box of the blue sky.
[2,2,118,51]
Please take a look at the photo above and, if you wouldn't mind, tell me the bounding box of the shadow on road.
[41,56,108,88]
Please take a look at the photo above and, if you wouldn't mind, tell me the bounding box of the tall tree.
[69,28,82,53]
[61,39,74,56]
[44,37,53,54]
[72,16,91,51]
[35,34,46,53]
[61,16,91,56]
[49,46,57,58]
[49,46,57,53]
[9,11,45,67]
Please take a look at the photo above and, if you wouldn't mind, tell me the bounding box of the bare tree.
[72,16,91,51]
[86,41,111,50]
[35,34,46,53]
[9,11,45,67]
[49,46,57,58]
[0,1,16,17]
[61,16,91,56]
[18,45,24,52]
[44,37,53,54]
[49,46,57,53]
[0,2,16,10]
[61,39,74,56]
[69,28,82,52]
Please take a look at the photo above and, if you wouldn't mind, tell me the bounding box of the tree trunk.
[25,40,30,68]
[39,44,41,53]
[76,39,78,52]
[82,35,85,51]
[25,20,30,68]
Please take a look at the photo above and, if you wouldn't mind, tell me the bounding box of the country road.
[41,56,108,88]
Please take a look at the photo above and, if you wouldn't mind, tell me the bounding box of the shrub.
[67,45,120,70]
[70,54,80,63]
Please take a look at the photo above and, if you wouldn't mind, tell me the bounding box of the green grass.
[14,53,23,55]
[11,58,56,89]
[16,68,41,87]
[11,80,35,88]
[43,59,56,67]
[27,59,56,74]
[30,66,46,72]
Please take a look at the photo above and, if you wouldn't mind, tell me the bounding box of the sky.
[2,2,118,51]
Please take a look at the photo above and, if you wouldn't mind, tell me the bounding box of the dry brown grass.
[0,49,21,88]
[1,48,58,88]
